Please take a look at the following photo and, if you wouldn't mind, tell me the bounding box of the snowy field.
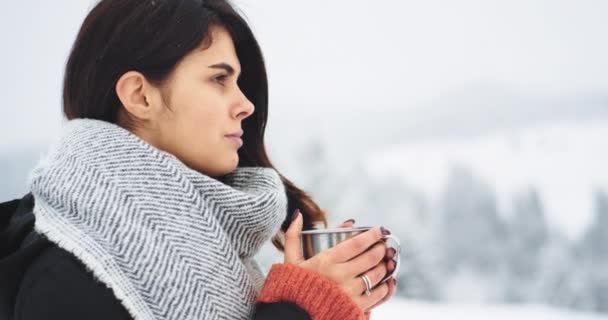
[365,117,608,240]
[373,299,607,320]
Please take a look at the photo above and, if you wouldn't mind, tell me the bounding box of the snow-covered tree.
[573,190,608,313]
[504,188,548,302]
[438,165,508,275]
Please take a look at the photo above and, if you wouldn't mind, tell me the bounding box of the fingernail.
[291,209,300,222]
[343,218,355,224]
[381,227,391,235]
[393,278,397,287]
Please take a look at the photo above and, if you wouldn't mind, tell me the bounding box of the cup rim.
[301,226,373,235]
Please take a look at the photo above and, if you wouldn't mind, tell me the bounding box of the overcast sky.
[1,0,607,148]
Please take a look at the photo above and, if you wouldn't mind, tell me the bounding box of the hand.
[367,248,397,311]
[284,210,392,311]
[335,218,398,311]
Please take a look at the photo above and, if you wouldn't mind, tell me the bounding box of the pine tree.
[439,165,508,275]
[574,190,608,312]
[504,188,548,302]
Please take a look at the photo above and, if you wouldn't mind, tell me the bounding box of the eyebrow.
[208,63,240,77]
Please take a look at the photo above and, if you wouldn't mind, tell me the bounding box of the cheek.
[182,86,224,121]
[164,85,237,174]
[186,105,224,143]
[178,103,232,153]
[173,90,224,136]
[178,111,221,151]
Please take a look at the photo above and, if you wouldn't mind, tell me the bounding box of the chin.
[205,157,239,177]
[217,166,238,177]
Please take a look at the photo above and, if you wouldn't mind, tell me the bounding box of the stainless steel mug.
[301,226,401,284]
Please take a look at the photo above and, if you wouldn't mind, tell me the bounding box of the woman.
[7,0,397,319]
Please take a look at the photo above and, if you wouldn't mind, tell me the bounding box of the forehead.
[181,25,241,71]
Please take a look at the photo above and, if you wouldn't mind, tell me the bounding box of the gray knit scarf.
[28,119,287,320]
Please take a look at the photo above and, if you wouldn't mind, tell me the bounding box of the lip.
[225,135,243,148]
[225,130,243,148]
[225,130,243,138]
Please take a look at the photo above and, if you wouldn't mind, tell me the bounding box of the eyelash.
[214,74,229,86]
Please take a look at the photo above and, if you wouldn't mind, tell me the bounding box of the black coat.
[0,194,310,320]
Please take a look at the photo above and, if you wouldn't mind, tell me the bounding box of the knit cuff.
[257,263,366,320]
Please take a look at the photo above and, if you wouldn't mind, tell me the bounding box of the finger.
[284,209,304,265]
[328,227,385,262]
[343,259,387,296]
[342,242,387,277]
[336,222,354,228]
[386,259,396,273]
[336,218,356,229]
[385,247,396,260]
[366,278,397,311]
[353,282,390,311]
[366,259,388,288]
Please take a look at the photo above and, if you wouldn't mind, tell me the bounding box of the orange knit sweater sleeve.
[257,263,371,320]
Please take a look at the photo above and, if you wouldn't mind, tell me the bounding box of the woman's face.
[127,26,254,177]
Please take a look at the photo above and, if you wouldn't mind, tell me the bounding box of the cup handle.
[379,234,401,284]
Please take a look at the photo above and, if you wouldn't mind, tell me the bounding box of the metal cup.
[301,226,401,284]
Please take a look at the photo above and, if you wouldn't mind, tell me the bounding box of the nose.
[232,88,255,121]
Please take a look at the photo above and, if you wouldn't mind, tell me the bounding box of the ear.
[115,71,158,121]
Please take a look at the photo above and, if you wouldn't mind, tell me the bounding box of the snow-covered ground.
[373,298,607,320]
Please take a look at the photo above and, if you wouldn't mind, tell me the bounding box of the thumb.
[284,209,304,265]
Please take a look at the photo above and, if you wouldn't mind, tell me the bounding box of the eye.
[213,74,229,86]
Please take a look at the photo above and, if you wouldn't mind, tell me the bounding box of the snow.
[365,117,608,240]
[373,298,607,320]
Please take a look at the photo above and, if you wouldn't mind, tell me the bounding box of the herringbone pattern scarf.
[28,119,287,320]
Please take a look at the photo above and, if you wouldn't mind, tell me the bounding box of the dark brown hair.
[63,0,327,250]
